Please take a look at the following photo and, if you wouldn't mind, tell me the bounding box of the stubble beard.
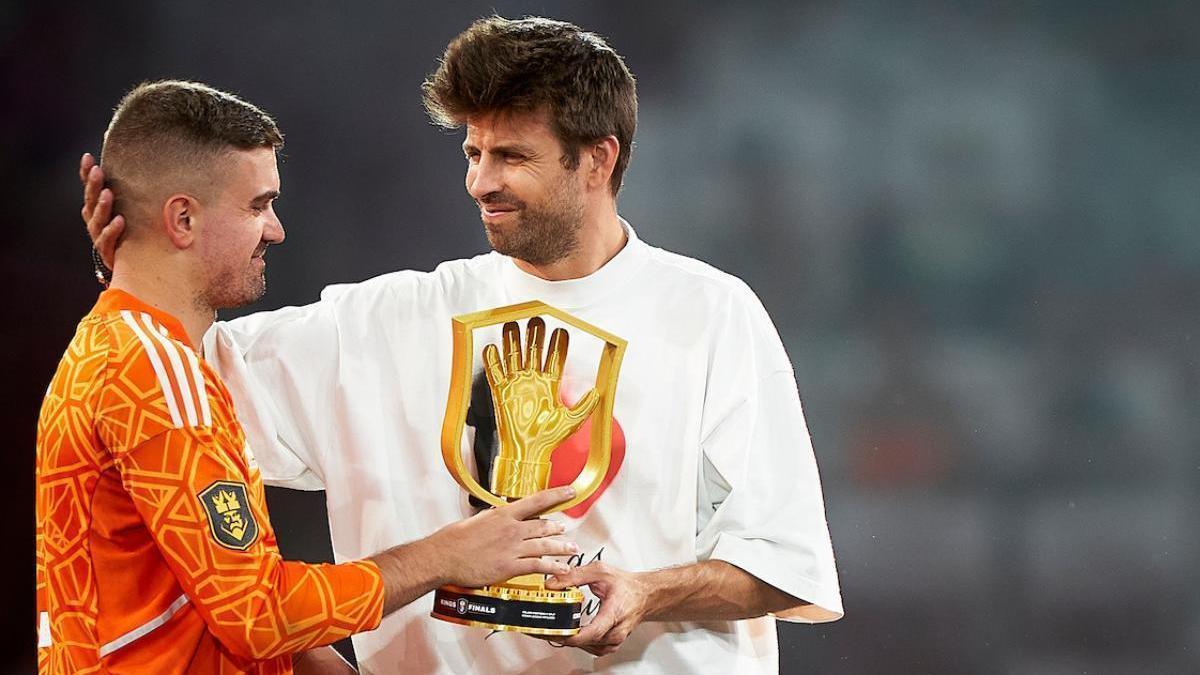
[197,262,267,312]
[481,174,584,267]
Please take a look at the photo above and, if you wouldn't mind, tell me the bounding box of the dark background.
[6,1,1199,673]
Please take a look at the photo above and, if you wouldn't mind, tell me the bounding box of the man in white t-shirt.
[85,15,842,674]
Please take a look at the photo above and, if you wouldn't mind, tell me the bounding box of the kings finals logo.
[199,480,259,550]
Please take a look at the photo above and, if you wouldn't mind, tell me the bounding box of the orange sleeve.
[94,317,383,661]
[113,426,385,661]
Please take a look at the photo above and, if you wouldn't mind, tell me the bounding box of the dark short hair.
[422,16,637,195]
[100,80,282,217]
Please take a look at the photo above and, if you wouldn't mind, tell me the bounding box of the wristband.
[91,246,112,288]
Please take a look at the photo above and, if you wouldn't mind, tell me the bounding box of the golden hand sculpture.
[483,318,599,498]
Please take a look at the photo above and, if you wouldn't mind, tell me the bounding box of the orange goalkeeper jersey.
[36,289,384,674]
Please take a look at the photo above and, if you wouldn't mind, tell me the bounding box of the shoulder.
[213,253,498,352]
[39,315,113,429]
[317,252,499,315]
[638,243,790,365]
[641,244,765,311]
[55,314,116,390]
[98,310,213,447]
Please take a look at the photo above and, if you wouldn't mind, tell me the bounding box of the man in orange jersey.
[37,80,578,674]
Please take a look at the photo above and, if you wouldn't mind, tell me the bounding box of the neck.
[513,200,627,281]
[108,255,214,349]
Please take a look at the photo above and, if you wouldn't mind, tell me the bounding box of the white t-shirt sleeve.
[204,299,342,490]
[694,285,843,623]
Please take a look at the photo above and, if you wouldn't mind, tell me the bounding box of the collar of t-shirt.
[92,288,194,349]
[499,218,650,310]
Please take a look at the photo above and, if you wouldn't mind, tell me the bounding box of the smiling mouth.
[480,205,518,217]
[477,193,522,216]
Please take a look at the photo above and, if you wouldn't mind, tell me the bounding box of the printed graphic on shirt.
[199,480,260,550]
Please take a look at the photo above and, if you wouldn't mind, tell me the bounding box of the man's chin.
[484,229,514,256]
[207,277,266,311]
[244,278,267,306]
[487,238,527,262]
[482,217,577,265]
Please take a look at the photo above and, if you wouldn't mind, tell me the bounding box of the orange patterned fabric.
[36,289,384,674]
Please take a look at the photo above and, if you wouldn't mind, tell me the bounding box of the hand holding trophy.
[433,301,626,636]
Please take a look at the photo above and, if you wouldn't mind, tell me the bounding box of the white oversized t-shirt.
[205,223,842,674]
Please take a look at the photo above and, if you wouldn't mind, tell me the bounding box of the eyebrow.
[462,142,535,156]
[249,190,280,206]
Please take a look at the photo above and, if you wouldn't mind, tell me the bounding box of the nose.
[466,154,503,202]
[264,209,285,244]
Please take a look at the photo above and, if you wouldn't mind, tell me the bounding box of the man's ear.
[161,194,197,249]
[584,136,620,192]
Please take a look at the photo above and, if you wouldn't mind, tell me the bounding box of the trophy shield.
[431,301,626,635]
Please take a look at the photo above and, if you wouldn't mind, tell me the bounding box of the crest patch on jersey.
[199,480,259,550]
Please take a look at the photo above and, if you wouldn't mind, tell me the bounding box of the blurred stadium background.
[5,1,1198,672]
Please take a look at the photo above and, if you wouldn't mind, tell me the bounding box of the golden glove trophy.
[431,301,626,635]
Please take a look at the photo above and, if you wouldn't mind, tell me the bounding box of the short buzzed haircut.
[422,16,637,195]
[100,80,283,225]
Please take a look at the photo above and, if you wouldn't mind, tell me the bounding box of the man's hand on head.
[542,562,651,657]
[79,152,125,270]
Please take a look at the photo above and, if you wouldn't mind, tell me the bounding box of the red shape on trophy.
[549,389,625,519]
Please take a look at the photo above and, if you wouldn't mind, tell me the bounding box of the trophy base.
[431,578,584,636]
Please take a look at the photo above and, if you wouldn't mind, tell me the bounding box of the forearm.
[120,433,385,660]
[639,560,806,622]
[210,559,383,659]
[369,537,446,616]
